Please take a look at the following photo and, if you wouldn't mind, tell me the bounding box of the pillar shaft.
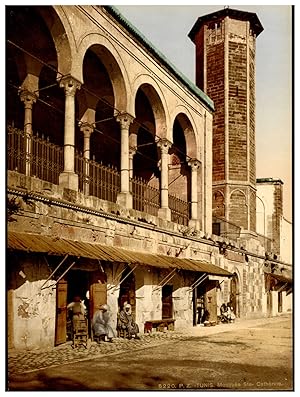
[19,90,37,176]
[79,122,94,195]
[116,113,134,208]
[59,76,81,190]
[188,159,201,220]
[157,139,172,220]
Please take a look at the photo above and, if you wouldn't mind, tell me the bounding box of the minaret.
[189,8,263,236]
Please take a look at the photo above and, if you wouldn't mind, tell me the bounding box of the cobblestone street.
[8,331,187,375]
[7,314,293,391]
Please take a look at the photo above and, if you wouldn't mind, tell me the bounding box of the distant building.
[256,178,292,264]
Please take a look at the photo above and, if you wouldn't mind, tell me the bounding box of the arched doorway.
[230,272,239,317]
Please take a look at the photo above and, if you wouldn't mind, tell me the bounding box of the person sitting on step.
[119,302,140,340]
[92,304,116,343]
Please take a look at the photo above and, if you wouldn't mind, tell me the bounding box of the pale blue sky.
[116,4,293,220]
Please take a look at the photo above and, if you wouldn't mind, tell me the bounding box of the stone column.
[19,90,37,176]
[79,122,94,196]
[157,138,172,221]
[129,132,138,180]
[188,159,201,229]
[116,113,134,208]
[59,76,81,191]
[129,146,137,190]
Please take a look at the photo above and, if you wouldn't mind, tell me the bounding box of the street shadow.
[182,336,249,347]
[8,372,90,391]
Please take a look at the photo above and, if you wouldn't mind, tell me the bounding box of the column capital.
[188,158,201,169]
[78,121,95,137]
[19,90,38,108]
[157,138,172,153]
[116,112,134,130]
[129,146,137,156]
[59,76,81,96]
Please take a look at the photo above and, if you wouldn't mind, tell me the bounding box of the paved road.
[7,314,293,391]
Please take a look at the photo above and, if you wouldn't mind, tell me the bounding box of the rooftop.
[188,7,264,42]
[103,5,214,112]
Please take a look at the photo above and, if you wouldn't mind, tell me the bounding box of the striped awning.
[7,231,232,277]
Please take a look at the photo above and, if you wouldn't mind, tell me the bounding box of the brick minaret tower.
[189,8,263,236]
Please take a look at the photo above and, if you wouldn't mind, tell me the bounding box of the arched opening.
[230,272,240,317]
[229,189,248,230]
[81,47,119,168]
[132,84,162,215]
[170,113,195,225]
[6,6,67,184]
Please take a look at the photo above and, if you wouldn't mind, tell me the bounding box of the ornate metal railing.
[88,158,120,203]
[7,125,190,225]
[7,125,63,183]
[131,177,160,216]
[7,125,26,175]
[169,194,190,226]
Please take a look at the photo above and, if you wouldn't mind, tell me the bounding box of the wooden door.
[55,279,68,346]
[90,283,107,318]
[162,285,173,319]
[267,291,273,317]
[278,291,283,313]
[205,281,217,322]
[230,273,239,316]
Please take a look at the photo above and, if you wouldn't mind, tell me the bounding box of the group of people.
[220,303,236,323]
[93,302,140,342]
[67,297,140,343]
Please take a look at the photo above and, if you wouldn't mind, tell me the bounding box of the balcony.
[7,125,190,225]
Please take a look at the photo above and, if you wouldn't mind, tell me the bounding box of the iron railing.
[7,125,63,183]
[88,158,120,203]
[169,194,190,226]
[7,125,190,225]
[131,177,160,216]
[7,125,26,174]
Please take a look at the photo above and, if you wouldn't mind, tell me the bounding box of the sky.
[114,3,293,221]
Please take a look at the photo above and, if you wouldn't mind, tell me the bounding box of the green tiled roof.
[103,5,214,112]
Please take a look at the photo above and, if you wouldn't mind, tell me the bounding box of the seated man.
[226,303,236,323]
[119,303,140,340]
[92,304,116,342]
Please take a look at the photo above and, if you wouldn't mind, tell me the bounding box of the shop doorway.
[278,291,283,313]
[193,280,218,325]
[55,268,107,346]
[118,266,136,314]
[162,285,173,319]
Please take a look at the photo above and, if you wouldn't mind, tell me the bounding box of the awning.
[264,272,292,293]
[7,231,232,277]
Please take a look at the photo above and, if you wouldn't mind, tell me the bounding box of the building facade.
[6,6,292,350]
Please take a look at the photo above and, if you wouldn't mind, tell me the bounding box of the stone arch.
[76,33,130,113]
[229,188,248,230]
[131,74,169,140]
[213,189,225,218]
[171,105,199,159]
[229,268,242,317]
[230,188,247,202]
[38,6,73,78]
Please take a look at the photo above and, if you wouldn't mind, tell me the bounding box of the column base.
[188,219,200,230]
[59,172,79,191]
[158,207,171,221]
[117,192,132,209]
